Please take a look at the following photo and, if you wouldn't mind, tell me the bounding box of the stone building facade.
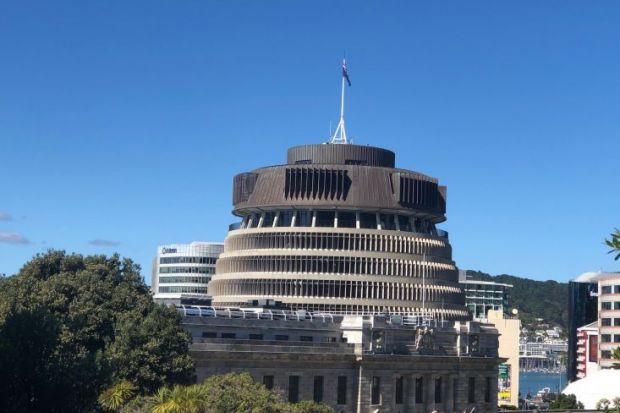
[183,311,500,413]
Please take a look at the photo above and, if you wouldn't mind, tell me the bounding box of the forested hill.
[465,270,569,330]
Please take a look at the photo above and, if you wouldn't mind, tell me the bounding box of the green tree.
[605,228,620,260]
[549,393,584,410]
[99,381,137,412]
[0,250,194,413]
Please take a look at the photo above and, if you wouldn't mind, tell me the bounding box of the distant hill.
[466,270,569,330]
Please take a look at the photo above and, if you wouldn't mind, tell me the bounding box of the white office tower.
[152,242,224,306]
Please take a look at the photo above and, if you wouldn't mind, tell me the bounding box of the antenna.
[330,58,351,144]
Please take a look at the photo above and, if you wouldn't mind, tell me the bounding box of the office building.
[152,242,223,306]
[567,271,615,382]
[459,270,512,319]
[209,143,467,320]
[598,275,620,368]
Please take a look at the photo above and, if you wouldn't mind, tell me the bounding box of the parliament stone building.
[181,143,501,412]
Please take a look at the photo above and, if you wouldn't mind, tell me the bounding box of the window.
[337,376,347,405]
[602,318,612,326]
[288,376,299,403]
[435,377,442,403]
[297,210,313,227]
[359,213,377,229]
[371,376,381,405]
[485,377,491,403]
[602,286,612,294]
[313,376,324,402]
[614,302,620,310]
[614,335,620,343]
[275,334,289,341]
[201,332,216,338]
[395,376,404,405]
[468,377,476,403]
[602,334,611,343]
[221,333,236,339]
[263,375,274,390]
[315,211,335,227]
[415,377,424,404]
[338,212,356,228]
[615,318,620,326]
[602,302,613,310]
[602,350,612,359]
[300,335,313,342]
[615,285,620,294]
[589,335,598,362]
[249,334,263,340]
[278,211,294,227]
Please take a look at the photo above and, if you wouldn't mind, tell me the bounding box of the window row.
[265,374,492,406]
[601,301,620,310]
[601,318,620,326]
[158,276,212,284]
[159,256,218,264]
[159,266,215,274]
[210,278,462,303]
[199,331,338,343]
[217,255,456,280]
[601,285,620,294]
[600,334,620,343]
[158,286,208,294]
[240,210,444,236]
[227,231,450,258]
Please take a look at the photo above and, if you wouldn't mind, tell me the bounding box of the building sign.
[498,363,512,403]
[162,248,177,254]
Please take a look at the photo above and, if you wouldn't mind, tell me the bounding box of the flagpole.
[340,66,345,122]
[330,58,348,144]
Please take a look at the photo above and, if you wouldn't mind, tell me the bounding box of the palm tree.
[605,229,620,261]
[612,346,620,370]
[150,384,207,413]
[98,380,136,412]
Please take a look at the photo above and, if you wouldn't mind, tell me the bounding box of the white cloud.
[0,212,12,221]
[89,239,121,247]
[0,232,30,244]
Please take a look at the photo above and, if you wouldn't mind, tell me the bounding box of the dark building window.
[415,377,424,404]
[435,377,442,403]
[358,212,377,229]
[249,333,263,340]
[602,318,612,326]
[615,318,620,326]
[602,350,612,359]
[614,335,620,343]
[615,302,620,310]
[615,285,620,293]
[221,333,236,339]
[278,211,294,227]
[263,375,274,390]
[262,212,276,227]
[602,302,612,310]
[589,335,598,362]
[337,376,347,405]
[288,376,299,403]
[485,377,491,403]
[468,377,476,403]
[338,212,356,228]
[395,376,404,405]
[201,331,216,338]
[602,334,611,343]
[313,376,324,402]
[275,334,289,341]
[371,376,381,405]
[300,335,313,342]
[453,378,458,406]
[602,286,612,294]
[315,211,335,227]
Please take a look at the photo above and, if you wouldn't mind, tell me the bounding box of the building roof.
[577,321,598,331]
[562,369,620,408]
[572,271,620,283]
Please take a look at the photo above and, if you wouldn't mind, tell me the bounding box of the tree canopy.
[0,250,194,413]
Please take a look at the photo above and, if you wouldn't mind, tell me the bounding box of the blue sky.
[1,1,619,282]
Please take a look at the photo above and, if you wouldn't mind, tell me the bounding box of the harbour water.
[519,371,565,397]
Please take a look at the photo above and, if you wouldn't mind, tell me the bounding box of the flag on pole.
[342,60,351,86]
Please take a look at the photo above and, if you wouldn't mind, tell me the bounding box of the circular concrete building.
[208,143,468,320]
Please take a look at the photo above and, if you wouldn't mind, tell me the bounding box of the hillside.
[466,270,569,331]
